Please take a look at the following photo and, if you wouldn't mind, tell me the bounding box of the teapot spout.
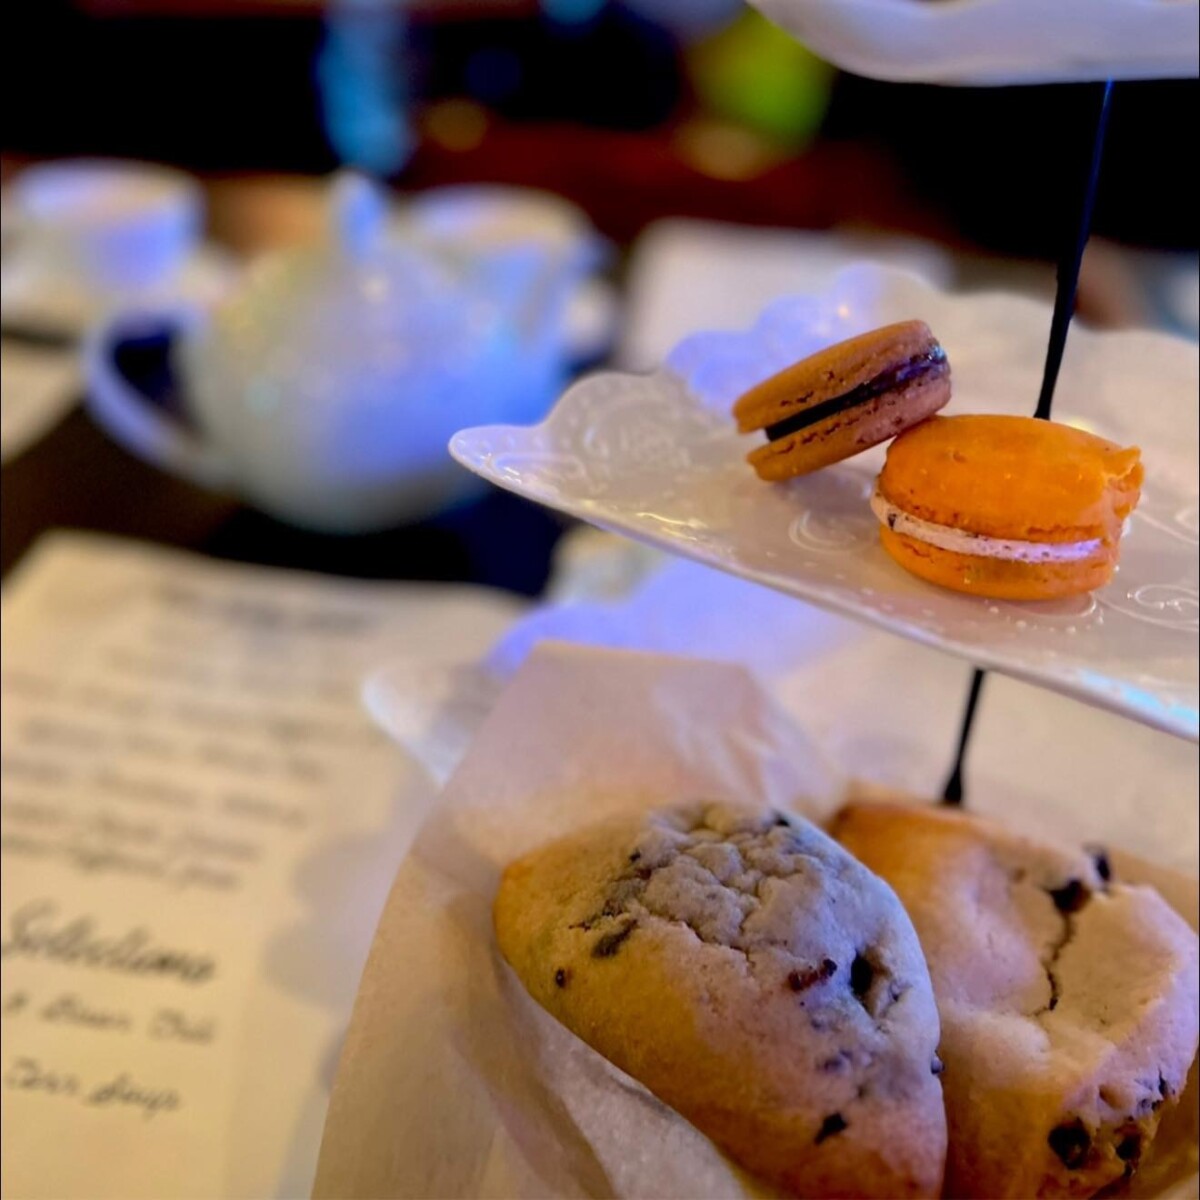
[328,169,390,261]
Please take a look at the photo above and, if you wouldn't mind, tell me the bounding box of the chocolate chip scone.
[831,801,1200,1199]
[494,801,947,1199]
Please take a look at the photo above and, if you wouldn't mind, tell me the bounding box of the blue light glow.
[317,2,414,177]
[540,0,607,27]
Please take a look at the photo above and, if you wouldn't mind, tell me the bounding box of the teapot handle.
[82,306,235,491]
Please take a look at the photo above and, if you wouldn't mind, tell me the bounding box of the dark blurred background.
[4,0,1197,258]
[3,0,1196,592]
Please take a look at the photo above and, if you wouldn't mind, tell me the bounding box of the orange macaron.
[733,320,951,481]
[872,414,1143,600]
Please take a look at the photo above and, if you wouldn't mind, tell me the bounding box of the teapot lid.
[207,171,511,382]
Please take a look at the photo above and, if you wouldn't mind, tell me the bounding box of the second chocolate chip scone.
[494,801,947,1198]
[831,801,1200,1200]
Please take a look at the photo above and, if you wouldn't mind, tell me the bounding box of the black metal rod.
[941,80,1115,806]
[940,668,986,807]
[1034,79,1116,422]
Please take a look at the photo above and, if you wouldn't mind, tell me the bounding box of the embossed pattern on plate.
[452,265,1200,741]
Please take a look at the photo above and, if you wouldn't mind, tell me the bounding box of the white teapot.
[84,172,583,532]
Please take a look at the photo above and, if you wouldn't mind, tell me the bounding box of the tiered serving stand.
[452,7,1200,794]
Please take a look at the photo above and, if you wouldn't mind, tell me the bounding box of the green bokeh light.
[689,9,835,148]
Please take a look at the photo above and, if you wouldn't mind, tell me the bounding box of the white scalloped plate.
[749,0,1198,84]
[451,265,1199,741]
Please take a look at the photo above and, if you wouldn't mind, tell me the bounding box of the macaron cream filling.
[870,488,1105,563]
[764,345,948,444]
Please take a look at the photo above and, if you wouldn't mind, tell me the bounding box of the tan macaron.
[733,320,951,481]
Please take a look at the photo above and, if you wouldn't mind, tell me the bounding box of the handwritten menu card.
[1,532,522,1199]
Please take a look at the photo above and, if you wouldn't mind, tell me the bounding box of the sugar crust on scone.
[494,801,948,1199]
[830,801,1200,1200]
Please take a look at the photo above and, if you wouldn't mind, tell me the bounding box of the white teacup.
[9,159,202,294]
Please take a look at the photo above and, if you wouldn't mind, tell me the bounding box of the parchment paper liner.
[315,643,1198,1199]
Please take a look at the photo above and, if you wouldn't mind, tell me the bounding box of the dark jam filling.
[764,345,948,443]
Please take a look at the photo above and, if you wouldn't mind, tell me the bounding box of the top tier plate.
[451,264,1200,742]
[749,0,1199,84]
